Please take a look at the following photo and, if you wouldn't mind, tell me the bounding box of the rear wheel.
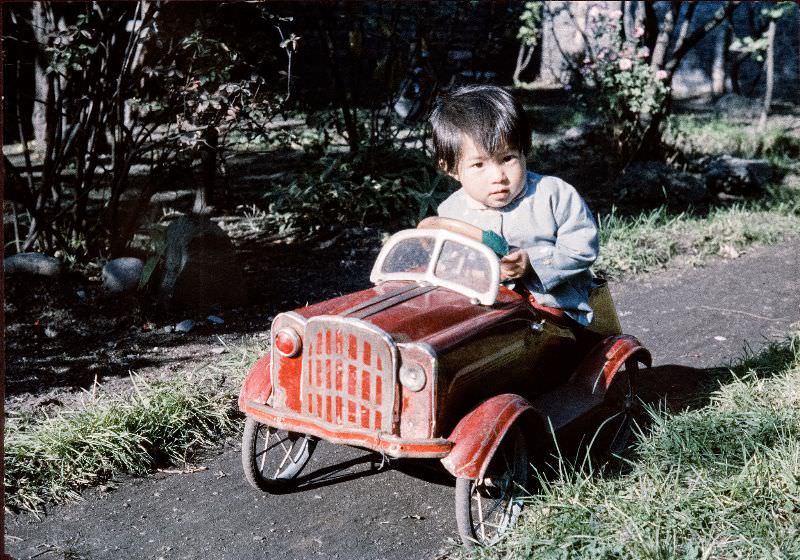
[241,417,317,492]
[593,357,640,460]
[455,425,529,547]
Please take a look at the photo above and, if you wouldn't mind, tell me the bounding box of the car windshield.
[370,230,500,305]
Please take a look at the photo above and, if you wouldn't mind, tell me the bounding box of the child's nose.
[489,162,507,182]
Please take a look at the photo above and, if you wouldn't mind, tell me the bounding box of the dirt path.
[5,238,799,560]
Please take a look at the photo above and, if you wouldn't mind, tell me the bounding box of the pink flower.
[589,5,601,17]
[637,46,650,59]
[583,57,591,64]
[618,58,633,71]
[610,9,623,18]
[634,26,645,38]
[656,69,668,80]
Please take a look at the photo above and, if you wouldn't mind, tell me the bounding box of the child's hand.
[500,250,531,281]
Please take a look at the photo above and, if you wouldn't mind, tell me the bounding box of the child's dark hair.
[429,85,531,173]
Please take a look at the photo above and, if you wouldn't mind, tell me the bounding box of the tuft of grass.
[664,115,800,162]
[466,332,800,559]
[4,336,268,513]
[596,195,800,278]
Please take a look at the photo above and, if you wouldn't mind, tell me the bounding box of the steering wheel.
[417,216,510,257]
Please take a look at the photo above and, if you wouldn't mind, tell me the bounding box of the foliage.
[4,2,292,262]
[516,1,543,48]
[261,148,453,236]
[464,332,800,559]
[4,337,265,513]
[730,2,797,62]
[572,7,669,161]
[513,1,543,84]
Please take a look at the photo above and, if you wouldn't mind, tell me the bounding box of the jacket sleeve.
[524,179,599,292]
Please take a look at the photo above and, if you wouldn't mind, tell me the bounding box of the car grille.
[302,317,397,433]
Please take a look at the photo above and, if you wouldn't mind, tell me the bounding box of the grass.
[664,115,800,163]
[595,191,800,278]
[465,332,800,560]
[3,337,266,514]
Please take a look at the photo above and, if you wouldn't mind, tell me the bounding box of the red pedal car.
[239,218,651,546]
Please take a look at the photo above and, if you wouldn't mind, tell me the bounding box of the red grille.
[302,317,396,433]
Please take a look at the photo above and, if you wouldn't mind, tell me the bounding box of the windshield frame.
[369,229,500,305]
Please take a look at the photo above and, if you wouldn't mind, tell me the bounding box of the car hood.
[294,281,528,351]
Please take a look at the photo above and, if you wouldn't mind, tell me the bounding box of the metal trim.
[244,401,452,458]
[300,315,399,434]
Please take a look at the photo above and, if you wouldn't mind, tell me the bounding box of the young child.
[429,85,599,326]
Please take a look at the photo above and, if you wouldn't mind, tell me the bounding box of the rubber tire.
[241,417,317,492]
[454,424,528,547]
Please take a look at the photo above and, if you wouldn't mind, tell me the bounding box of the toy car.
[238,217,651,546]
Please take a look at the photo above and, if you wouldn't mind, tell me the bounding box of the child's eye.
[471,162,483,169]
[502,154,518,163]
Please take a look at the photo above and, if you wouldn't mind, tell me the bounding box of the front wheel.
[241,417,317,492]
[454,425,529,547]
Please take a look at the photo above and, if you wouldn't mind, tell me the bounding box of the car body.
[239,223,651,546]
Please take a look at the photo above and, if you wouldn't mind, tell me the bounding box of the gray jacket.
[437,172,599,325]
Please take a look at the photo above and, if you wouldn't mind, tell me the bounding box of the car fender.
[441,393,538,480]
[570,335,652,397]
[238,354,272,411]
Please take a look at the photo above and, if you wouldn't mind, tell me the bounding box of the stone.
[4,253,62,277]
[616,161,708,206]
[704,155,772,197]
[157,215,247,311]
[207,315,224,325]
[102,257,144,293]
[175,319,194,333]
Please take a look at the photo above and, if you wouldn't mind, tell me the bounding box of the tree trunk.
[31,3,50,148]
[513,43,535,85]
[193,125,218,214]
[712,22,731,97]
[536,1,587,85]
[757,19,776,133]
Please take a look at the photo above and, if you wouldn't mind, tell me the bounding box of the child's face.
[448,134,527,208]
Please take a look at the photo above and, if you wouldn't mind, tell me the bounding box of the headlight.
[274,327,302,357]
[399,363,426,392]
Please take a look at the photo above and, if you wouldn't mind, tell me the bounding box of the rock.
[102,257,144,293]
[616,161,708,206]
[157,215,247,311]
[4,253,62,277]
[704,155,772,197]
[207,315,224,325]
[175,319,195,333]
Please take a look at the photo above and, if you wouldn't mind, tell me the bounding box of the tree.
[726,2,796,132]
[513,1,543,85]
[4,1,291,259]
